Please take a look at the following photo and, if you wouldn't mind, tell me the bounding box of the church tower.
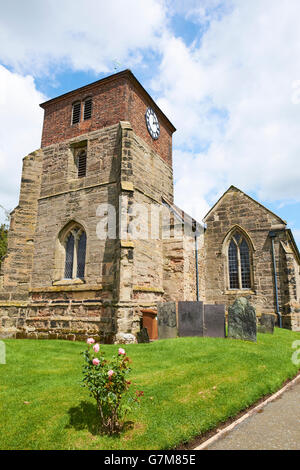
[0,70,197,342]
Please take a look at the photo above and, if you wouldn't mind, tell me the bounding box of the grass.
[0,328,299,450]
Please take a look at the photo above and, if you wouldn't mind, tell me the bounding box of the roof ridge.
[203,185,287,225]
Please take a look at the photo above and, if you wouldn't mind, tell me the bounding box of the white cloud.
[154,0,300,222]
[1,0,300,234]
[0,0,166,75]
[0,66,46,220]
[167,0,232,24]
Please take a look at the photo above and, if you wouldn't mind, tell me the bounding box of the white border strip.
[194,373,300,450]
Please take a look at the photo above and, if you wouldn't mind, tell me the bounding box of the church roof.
[162,197,203,233]
[202,185,287,225]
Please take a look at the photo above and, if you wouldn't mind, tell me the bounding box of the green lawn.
[0,328,299,450]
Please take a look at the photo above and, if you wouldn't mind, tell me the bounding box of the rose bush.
[82,339,142,434]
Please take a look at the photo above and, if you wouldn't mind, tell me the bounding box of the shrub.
[81,339,142,434]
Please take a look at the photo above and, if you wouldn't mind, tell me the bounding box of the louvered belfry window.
[228,232,251,289]
[63,227,87,280]
[77,150,87,178]
[83,98,92,120]
[72,102,81,125]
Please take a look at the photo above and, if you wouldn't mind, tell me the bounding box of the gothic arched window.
[228,232,251,289]
[63,226,87,279]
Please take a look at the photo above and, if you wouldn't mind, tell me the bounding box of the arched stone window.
[55,223,87,281]
[227,230,252,289]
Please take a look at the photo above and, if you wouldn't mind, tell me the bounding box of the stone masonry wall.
[0,124,123,340]
[279,238,300,331]
[114,121,174,338]
[162,220,205,303]
[0,118,176,341]
[31,124,120,289]
[204,187,288,316]
[0,150,43,300]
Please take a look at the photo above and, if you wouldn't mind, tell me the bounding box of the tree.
[0,205,10,268]
[0,224,8,268]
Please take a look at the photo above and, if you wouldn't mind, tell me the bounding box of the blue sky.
[1,0,300,246]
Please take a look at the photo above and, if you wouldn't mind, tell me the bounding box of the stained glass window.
[63,228,86,280]
[64,233,74,278]
[77,232,86,278]
[229,240,239,288]
[228,232,251,289]
[240,239,251,288]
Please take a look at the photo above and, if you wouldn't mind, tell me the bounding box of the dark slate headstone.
[258,313,275,334]
[178,301,204,337]
[157,302,177,339]
[136,327,150,343]
[228,297,257,342]
[204,304,226,338]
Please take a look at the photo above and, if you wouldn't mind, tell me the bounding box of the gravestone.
[178,301,204,337]
[228,297,257,342]
[157,302,177,339]
[136,327,150,343]
[204,304,226,338]
[258,313,275,334]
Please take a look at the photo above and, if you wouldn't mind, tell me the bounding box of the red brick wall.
[41,79,128,148]
[128,83,173,167]
[40,75,173,167]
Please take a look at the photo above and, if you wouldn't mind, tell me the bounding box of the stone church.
[0,69,299,342]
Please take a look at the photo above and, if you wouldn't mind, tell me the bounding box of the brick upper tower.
[40,69,175,167]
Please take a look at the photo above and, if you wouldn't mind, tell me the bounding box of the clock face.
[145,107,160,140]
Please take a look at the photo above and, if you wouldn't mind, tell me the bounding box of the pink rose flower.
[87,338,95,344]
[118,348,126,355]
[108,370,114,377]
[92,358,100,366]
[93,343,100,353]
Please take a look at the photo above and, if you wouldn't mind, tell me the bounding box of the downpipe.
[195,231,200,302]
[269,231,282,328]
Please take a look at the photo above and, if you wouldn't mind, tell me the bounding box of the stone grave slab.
[258,313,275,334]
[136,327,150,343]
[157,302,177,339]
[178,301,204,337]
[203,304,226,338]
[228,297,257,342]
